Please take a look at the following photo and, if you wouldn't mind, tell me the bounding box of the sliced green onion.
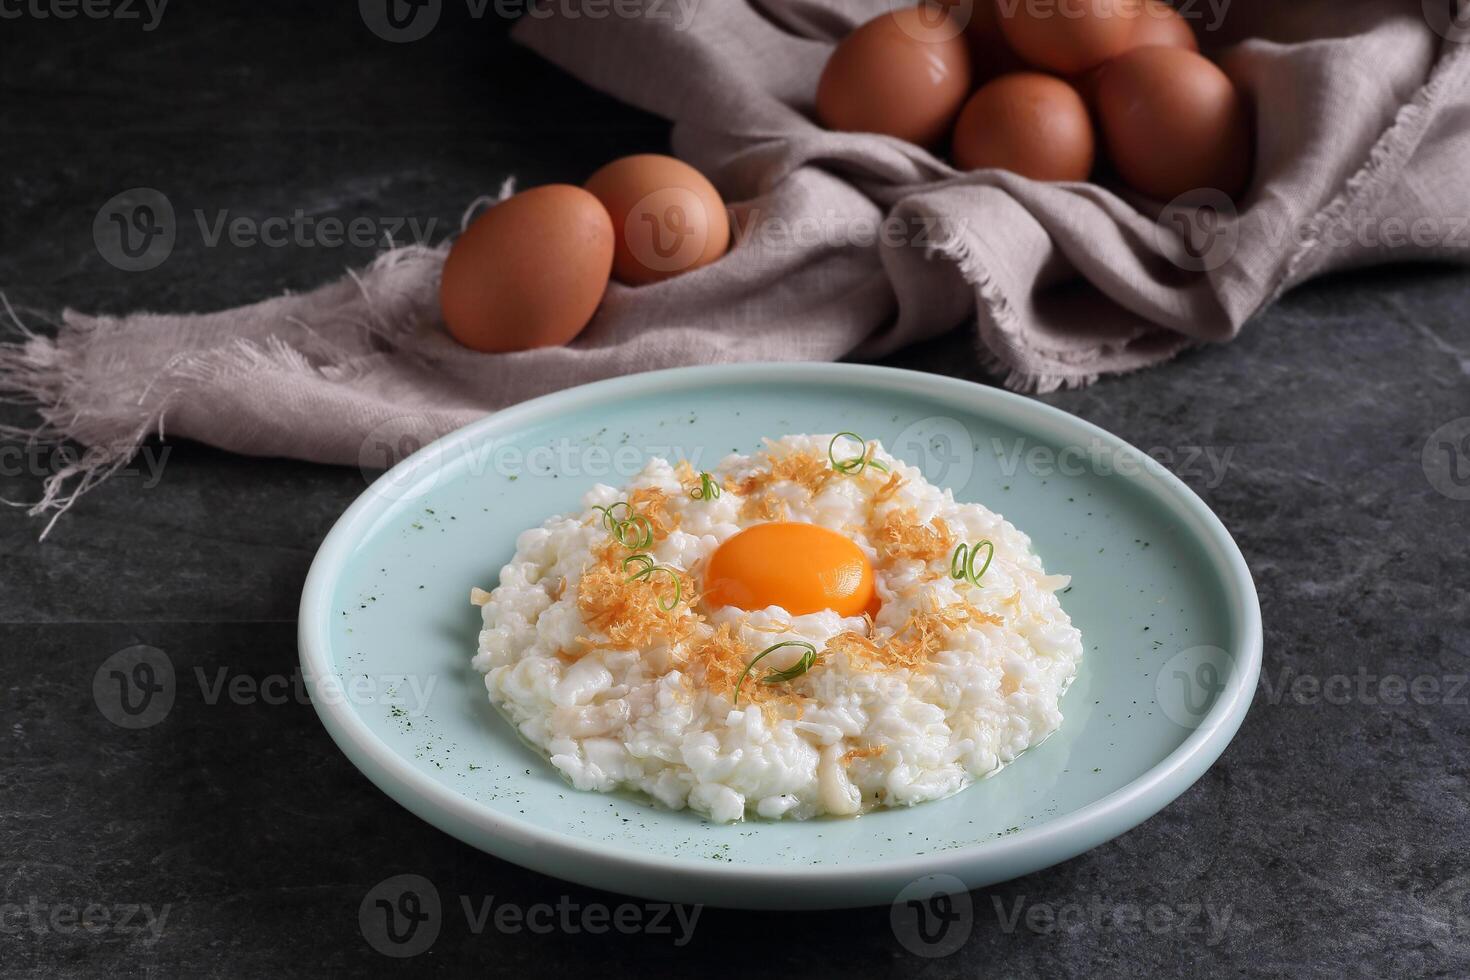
[733,640,818,704]
[614,514,653,549]
[950,540,995,587]
[828,431,890,476]
[593,502,631,532]
[690,471,722,500]
[622,554,682,612]
[594,501,653,549]
[622,553,655,576]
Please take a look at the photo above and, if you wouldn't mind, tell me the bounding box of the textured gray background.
[2,2,1468,976]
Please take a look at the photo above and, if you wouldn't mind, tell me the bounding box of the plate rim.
[298,362,1262,908]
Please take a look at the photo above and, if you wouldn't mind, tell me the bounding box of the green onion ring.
[733,640,818,704]
[950,540,995,587]
[593,502,631,532]
[614,515,653,550]
[828,432,890,476]
[966,539,995,584]
[622,555,682,611]
[622,553,655,576]
[691,471,722,500]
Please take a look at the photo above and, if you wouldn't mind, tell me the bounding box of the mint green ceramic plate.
[299,364,1260,910]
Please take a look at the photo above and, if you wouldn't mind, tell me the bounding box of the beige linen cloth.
[3,0,1469,532]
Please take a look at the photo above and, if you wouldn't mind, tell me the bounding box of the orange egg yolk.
[705,522,877,618]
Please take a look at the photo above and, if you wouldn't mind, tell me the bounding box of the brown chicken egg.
[584,154,730,286]
[439,185,613,352]
[951,72,1095,181]
[1096,45,1252,200]
[815,5,973,148]
[996,0,1143,74]
[1071,0,1196,105]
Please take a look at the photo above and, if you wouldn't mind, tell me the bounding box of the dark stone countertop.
[2,3,1468,977]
